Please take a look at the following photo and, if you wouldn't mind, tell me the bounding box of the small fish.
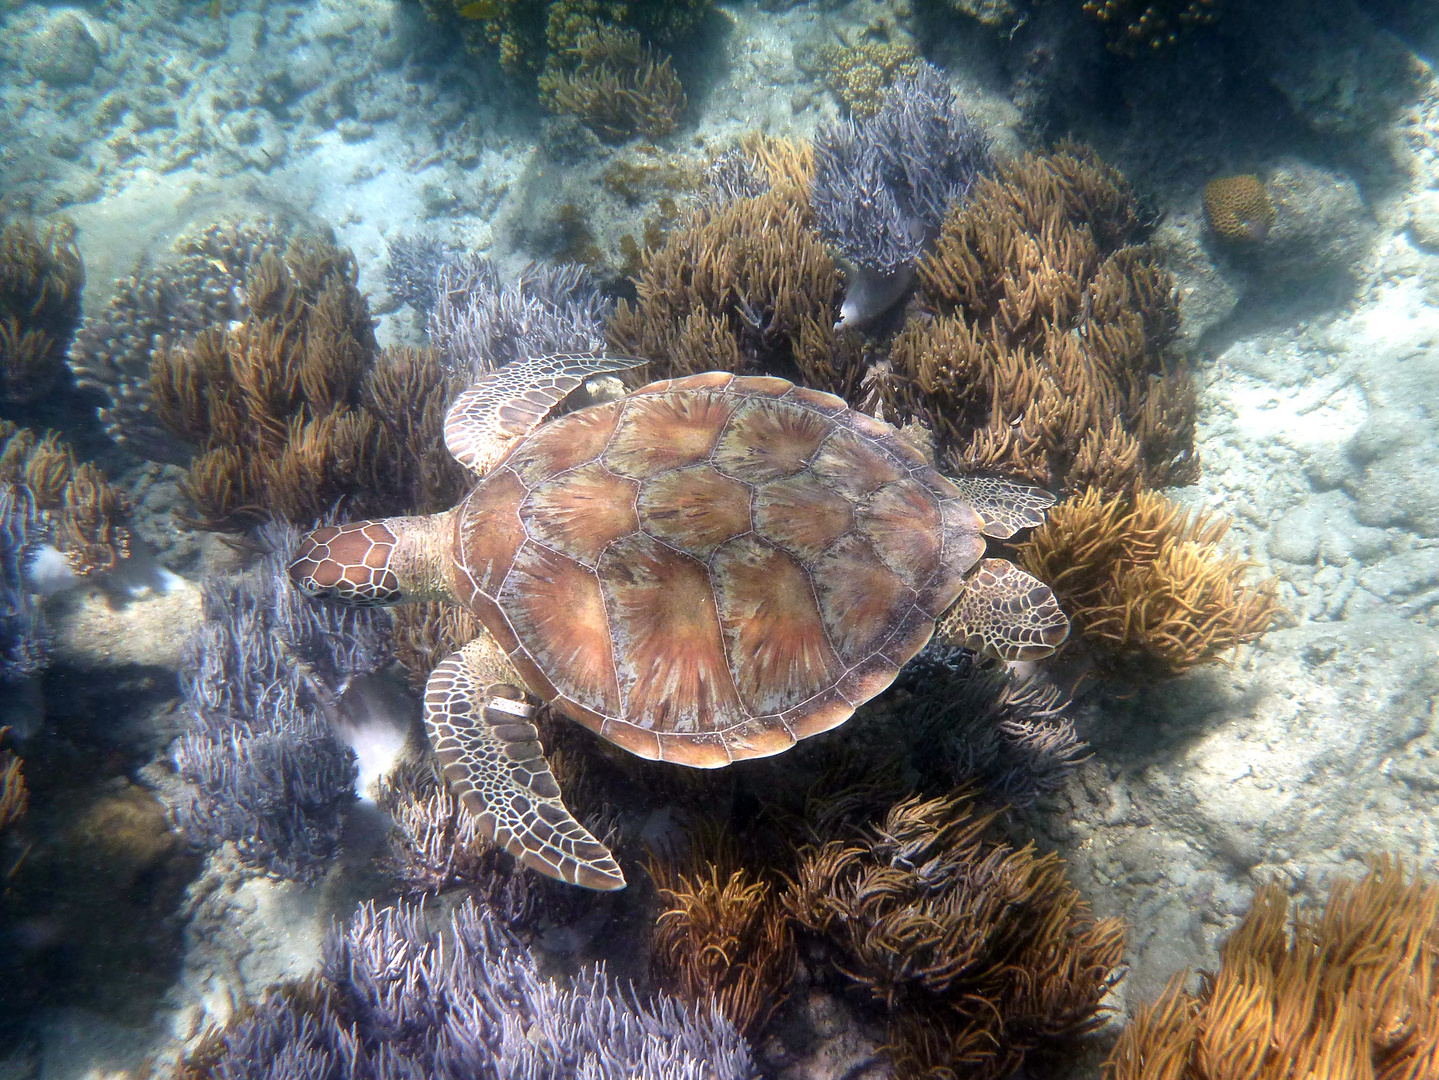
[456,0,498,19]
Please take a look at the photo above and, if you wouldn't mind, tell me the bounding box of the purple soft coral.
[811,62,990,328]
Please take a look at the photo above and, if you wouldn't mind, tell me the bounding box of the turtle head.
[289,514,454,606]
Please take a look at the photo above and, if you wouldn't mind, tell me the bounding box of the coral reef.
[0,217,83,410]
[784,792,1125,1080]
[0,483,48,680]
[538,23,686,142]
[1202,174,1276,243]
[171,526,388,879]
[69,220,285,462]
[882,144,1194,495]
[608,137,867,401]
[815,41,920,119]
[810,63,990,327]
[0,420,131,575]
[1014,487,1279,672]
[895,643,1089,807]
[150,233,462,528]
[197,895,757,1079]
[1107,856,1439,1080]
[646,832,797,1040]
[1081,0,1221,54]
[427,257,609,381]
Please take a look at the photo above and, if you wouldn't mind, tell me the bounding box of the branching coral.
[198,895,757,1080]
[645,831,797,1040]
[0,420,131,575]
[69,219,285,462]
[1082,0,1221,54]
[784,792,1125,1080]
[171,525,388,879]
[896,643,1089,807]
[538,23,686,142]
[1,217,83,410]
[1202,174,1276,243]
[608,138,868,402]
[882,144,1194,495]
[1107,856,1439,1080]
[811,62,990,327]
[383,234,462,315]
[1014,487,1278,672]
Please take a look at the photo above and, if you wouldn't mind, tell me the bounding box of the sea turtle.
[288,354,1069,891]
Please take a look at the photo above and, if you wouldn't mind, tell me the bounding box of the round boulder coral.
[1202,174,1276,242]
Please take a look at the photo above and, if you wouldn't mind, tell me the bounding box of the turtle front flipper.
[945,476,1056,539]
[424,638,626,891]
[938,557,1070,662]
[445,352,648,475]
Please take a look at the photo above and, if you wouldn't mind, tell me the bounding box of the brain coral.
[1203,174,1276,242]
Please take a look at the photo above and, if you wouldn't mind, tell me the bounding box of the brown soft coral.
[1108,856,1439,1080]
[1202,174,1276,243]
[538,23,685,141]
[1014,487,1278,672]
[645,829,797,1040]
[0,421,130,575]
[150,236,462,530]
[1,217,83,409]
[882,144,1193,496]
[784,792,1125,1080]
[0,728,27,835]
[608,139,867,402]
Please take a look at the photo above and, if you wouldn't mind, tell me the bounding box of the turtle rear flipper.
[939,557,1070,661]
[424,638,626,891]
[444,353,648,475]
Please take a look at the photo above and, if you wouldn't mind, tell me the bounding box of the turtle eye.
[288,521,404,606]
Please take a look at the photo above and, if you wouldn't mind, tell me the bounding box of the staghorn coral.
[1014,487,1278,672]
[607,142,868,402]
[1202,174,1276,243]
[784,791,1125,1080]
[645,830,797,1041]
[1,483,49,680]
[896,642,1089,807]
[1107,856,1439,1080]
[1082,0,1220,54]
[538,23,686,142]
[882,144,1194,495]
[811,62,990,327]
[0,420,131,575]
[171,525,388,879]
[0,727,26,833]
[815,41,921,119]
[198,895,758,1080]
[0,217,84,410]
[69,220,285,462]
[427,257,610,382]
